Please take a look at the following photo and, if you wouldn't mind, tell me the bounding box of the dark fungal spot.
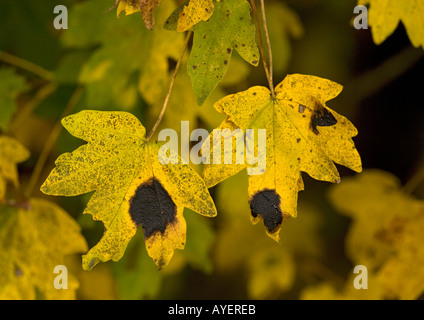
[224,60,228,65]
[313,108,337,126]
[249,189,283,233]
[226,48,231,54]
[129,178,176,238]
[192,65,197,70]
[310,101,337,135]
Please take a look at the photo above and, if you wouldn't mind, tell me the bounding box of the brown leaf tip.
[249,189,283,234]
[129,178,176,238]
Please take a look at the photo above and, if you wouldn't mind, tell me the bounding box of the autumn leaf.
[203,74,362,241]
[117,0,162,30]
[41,110,217,270]
[0,198,87,299]
[165,0,259,105]
[329,169,424,300]
[359,0,424,48]
[0,135,30,202]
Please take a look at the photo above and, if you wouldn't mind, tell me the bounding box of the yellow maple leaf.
[329,169,424,300]
[202,74,362,242]
[0,198,87,300]
[359,0,424,48]
[41,110,217,270]
[0,135,30,202]
[116,0,162,30]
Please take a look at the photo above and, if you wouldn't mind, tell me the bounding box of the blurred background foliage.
[0,0,423,299]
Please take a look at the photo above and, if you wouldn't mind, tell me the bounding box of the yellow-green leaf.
[0,135,30,201]
[203,74,362,241]
[41,110,217,270]
[0,198,87,299]
[359,0,424,48]
[187,0,260,105]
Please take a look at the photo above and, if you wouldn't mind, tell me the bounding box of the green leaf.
[188,0,259,105]
[0,68,28,130]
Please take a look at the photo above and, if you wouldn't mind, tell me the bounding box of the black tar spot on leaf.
[249,189,283,233]
[129,178,176,238]
[310,105,337,135]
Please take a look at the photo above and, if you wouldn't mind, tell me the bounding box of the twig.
[249,0,271,89]
[259,0,275,98]
[25,86,84,198]
[146,30,193,142]
[0,50,55,81]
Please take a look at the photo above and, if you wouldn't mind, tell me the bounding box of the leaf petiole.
[146,30,193,142]
[249,0,275,98]
[259,0,275,98]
